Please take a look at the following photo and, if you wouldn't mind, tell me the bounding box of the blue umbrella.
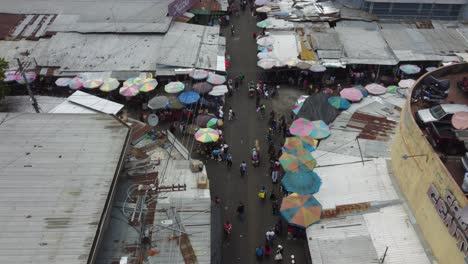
[327,96,350,110]
[355,85,368,97]
[178,91,200,105]
[281,171,322,195]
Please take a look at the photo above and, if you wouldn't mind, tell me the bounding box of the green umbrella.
[387,85,398,94]
[206,118,218,128]
[257,19,272,28]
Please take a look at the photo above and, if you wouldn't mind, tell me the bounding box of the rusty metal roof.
[347,112,397,141]
[0,13,25,40]
[0,113,130,264]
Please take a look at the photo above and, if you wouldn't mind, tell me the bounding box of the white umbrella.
[257,36,275,46]
[282,58,300,67]
[209,85,229,96]
[55,77,72,87]
[398,79,416,88]
[310,64,326,72]
[257,52,277,60]
[296,61,312,70]
[256,6,271,12]
[365,83,387,95]
[258,58,278,70]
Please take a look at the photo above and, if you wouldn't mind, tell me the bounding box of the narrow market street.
[204,6,309,264]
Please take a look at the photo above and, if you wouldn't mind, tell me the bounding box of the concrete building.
[0,113,131,264]
[391,63,468,264]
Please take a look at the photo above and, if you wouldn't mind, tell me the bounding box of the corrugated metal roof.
[307,205,432,264]
[313,155,398,210]
[66,91,124,115]
[0,113,130,264]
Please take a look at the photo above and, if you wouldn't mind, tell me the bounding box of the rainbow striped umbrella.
[399,64,421,75]
[283,137,305,152]
[279,148,316,173]
[289,118,314,137]
[164,81,185,93]
[119,85,140,97]
[194,128,219,143]
[280,193,321,228]
[100,78,120,92]
[292,95,309,114]
[139,78,158,92]
[281,171,322,195]
[83,79,103,89]
[69,77,84,90]
[310,120,330,139]
[124,77,143,87]
[299,136,318,151]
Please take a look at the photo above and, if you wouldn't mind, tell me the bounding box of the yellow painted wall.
[391,103,467,264]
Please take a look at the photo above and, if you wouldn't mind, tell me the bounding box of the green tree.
[0,58,10,100]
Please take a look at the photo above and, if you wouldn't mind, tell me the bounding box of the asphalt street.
[204,6,309,264]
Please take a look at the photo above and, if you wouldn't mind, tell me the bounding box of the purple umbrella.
[192,82,213,94]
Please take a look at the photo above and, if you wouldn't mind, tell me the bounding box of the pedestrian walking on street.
[231,24,235,36]
[256,246,264,260]
[236,201,245,221]
[228,107,235,120]
[265,229,276,245]
[240,161,247,176]
[271,170,279,184]
[264,244,272,258]
[258,186,266,200]
[255,96,260,108]
[226,153,233,168]
[272,199,279,215]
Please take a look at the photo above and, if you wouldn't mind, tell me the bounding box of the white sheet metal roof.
[27,22,224,73]
[0,113,130,264]
[269,31,300,60]
[0,0,172,33]
[335,22,398,65]
[307,205,431,264]
[67,91,124,115]
[313,155,398,210]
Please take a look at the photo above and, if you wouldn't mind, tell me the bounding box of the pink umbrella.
[119,85,140,97]
[365,83,387,95]
[398,79,415,88]
[340,87,363,102]
[16,72,37,84]
[452,112,468,130]
[3,70,18,82]
[289,118,314,137]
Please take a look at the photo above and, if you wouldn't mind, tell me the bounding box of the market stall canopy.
[206,73,226,85]
[280,193,321,228]
[257,19,273,28]
[296,94,340,124]
[195,114,217,127]
[69,77,84,90]
[55,77,72,87]
[279,148,316,173]
[83,79,103,89]
[289,118,314,137]
[16,72,36,84]
[119,84,140,97]
[148,96,169,110]
[309,64,326,72]
[3,71,17,82]
[386,85,398,94]
[167,96,185,109]
[192,82,213,93]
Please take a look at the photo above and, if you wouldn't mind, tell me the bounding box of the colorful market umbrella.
[452,112,468,130]
[16,72,37,84]
[257,19,272,28]
[139,78,158,92]
[280,193,321,228]
[3,71,18,82]
[355,85,368,97]
[327,96,350,110]
[148,96,169,110]
[289,118,314,137]
[283,137,305,152]
[178,91,200,104]
[258,46,273,53]
[398,79,415,88]
[257,36,275,46]
[209,85,229,96]
[195,128,219,143]
[207,73,226,85]
[192,82,213,93]
[254,0,267,6]
[340,87,363,102]
[195,114,216,127]
[310,120,330,139]
[299,135,318,151]
[365,83,387,95]
[119,85,140,97]
[281,171,322,195]
[100,78,120,92]
[309,64,326,72]
[206,118,218,128]
[256,6,271,12]
[386,85,399,94]
[399,64,421,75]
[165,81,185,93]
[55,77,72,87]
[189,69,209,80]
[292,95,309,114]
[123,77,143,87]
[167,96,185,109]
[69,77,84,90]
[279,148,316,173]
[83,79,103,89]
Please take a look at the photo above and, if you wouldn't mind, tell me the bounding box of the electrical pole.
[16,58,40,113]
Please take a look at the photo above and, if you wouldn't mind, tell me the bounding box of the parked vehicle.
[416,104,468,124]
[425,122,466,155]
